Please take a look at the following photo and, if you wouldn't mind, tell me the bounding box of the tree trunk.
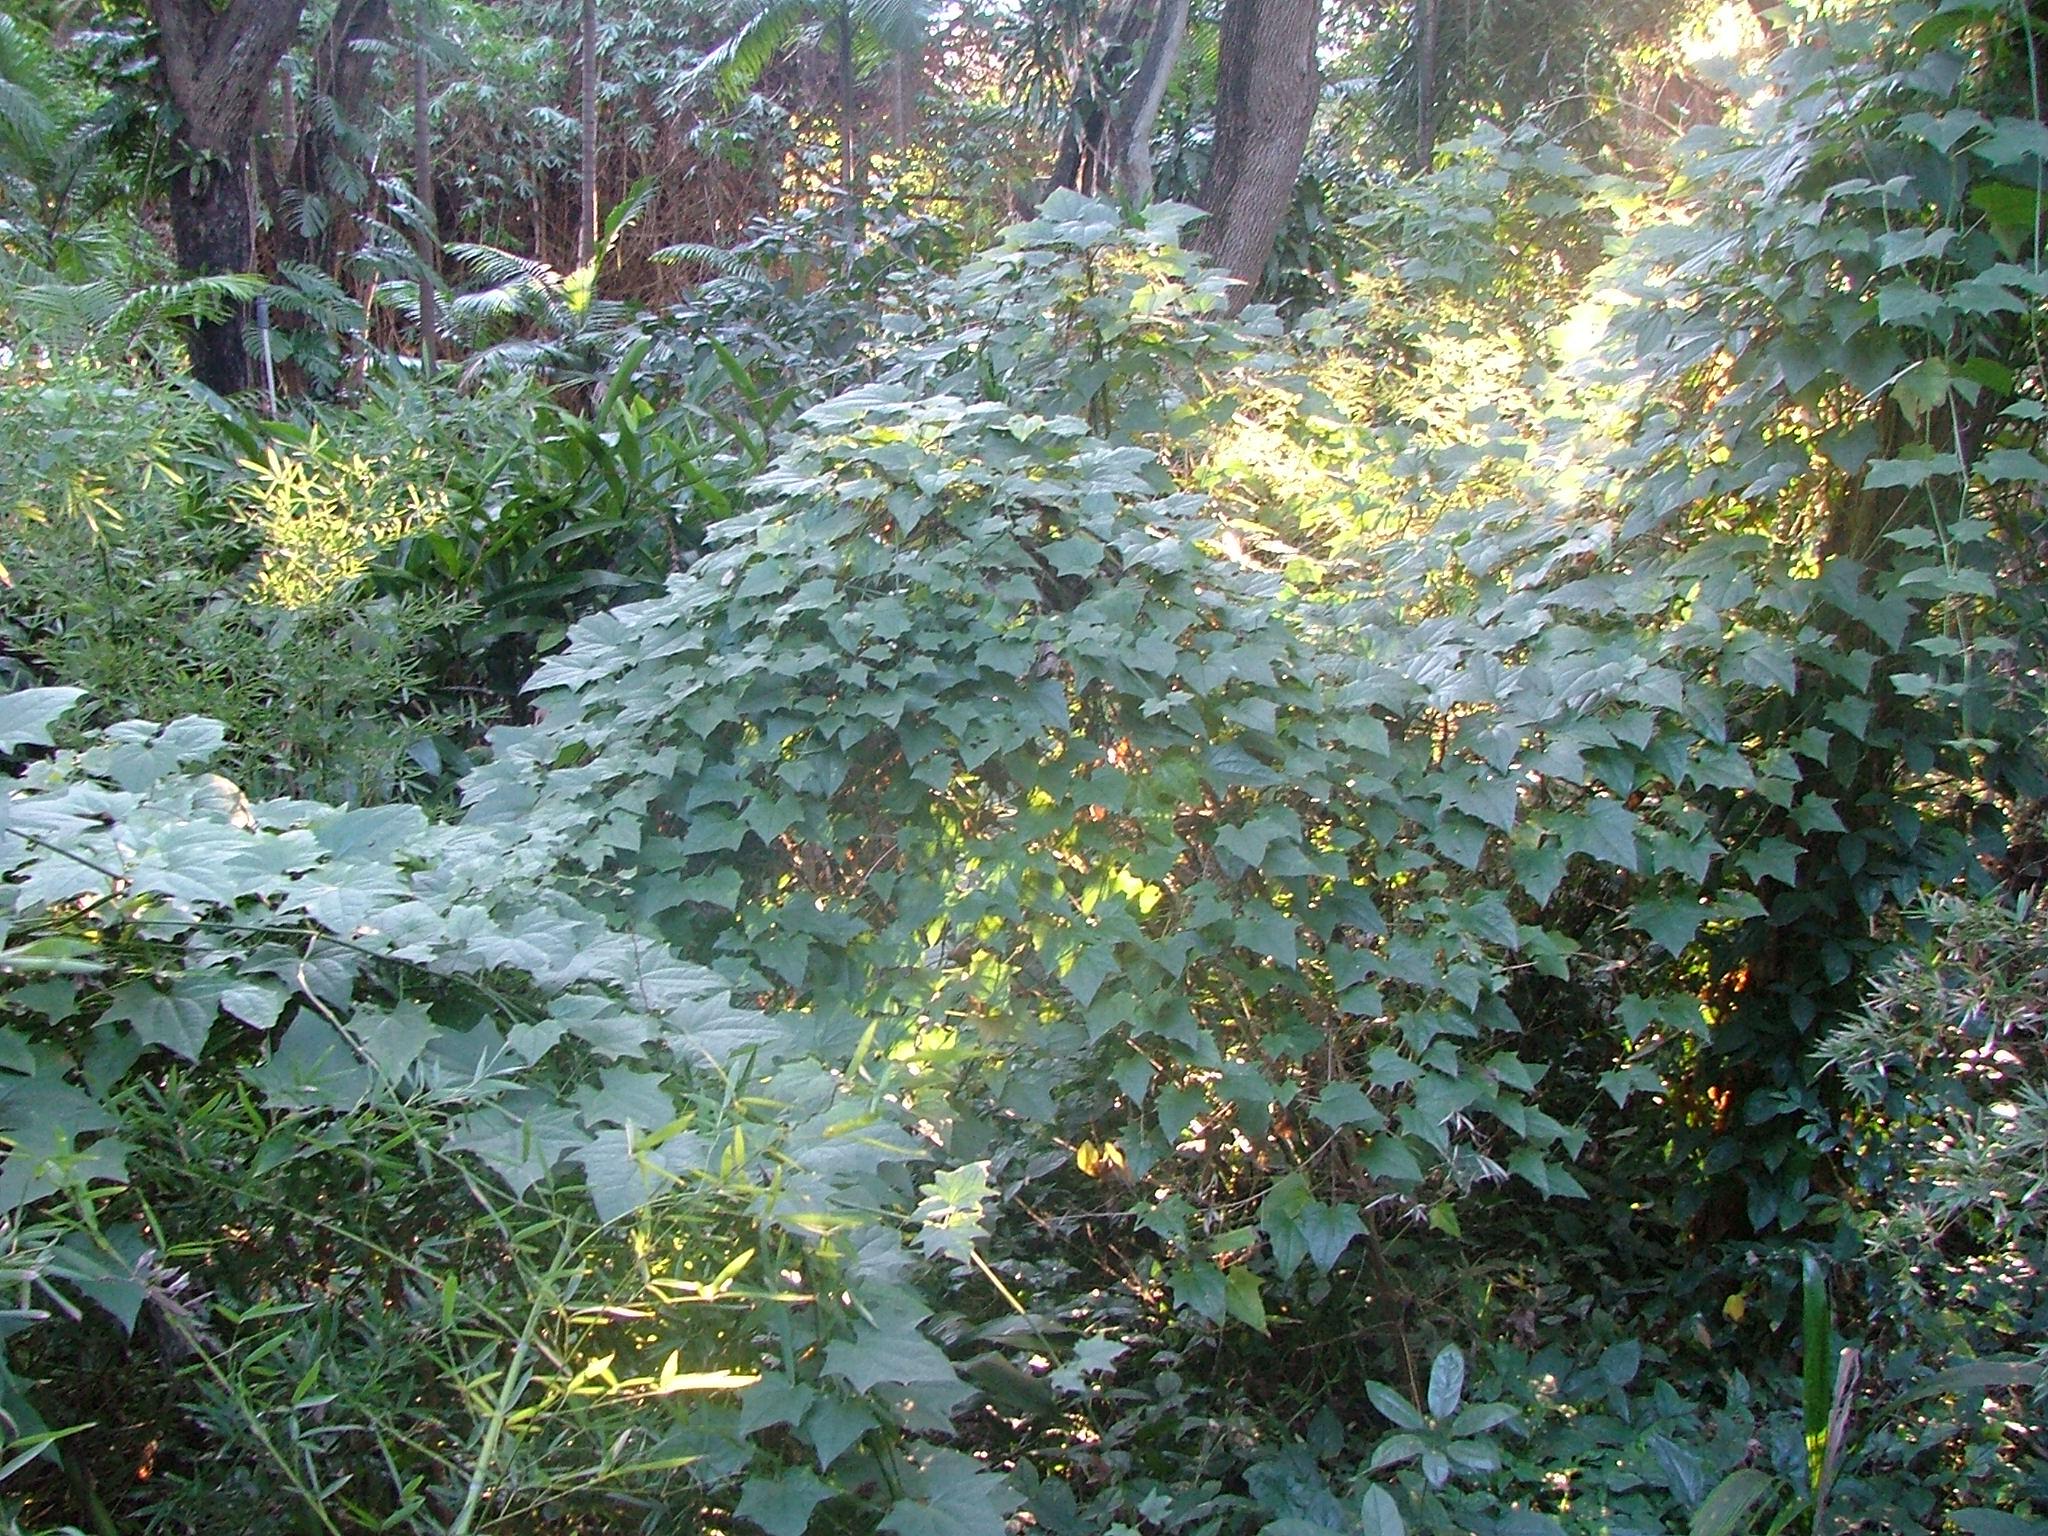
[149,0,309,394]
[1043,0,1144,201]
[1108,0,1188,206]
[272,0,389,274]
[1196,0,1319,310]
[167,154,257,393]
[413,1,437,370]
[577,0,598,267]
[838,0,861,256]
[1413,0,1438,171]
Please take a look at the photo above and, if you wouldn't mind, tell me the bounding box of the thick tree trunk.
[1108,0,1188,206]
[577,0,598,267]
[167,154,256,393]
[150,0,309,394]
[1196,0,1320,310]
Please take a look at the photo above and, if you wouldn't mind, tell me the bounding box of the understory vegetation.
[0,0,2043,1531]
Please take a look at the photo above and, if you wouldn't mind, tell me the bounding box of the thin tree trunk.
[577,0,597,267]
[891,54,908,150]
[274,0,388,274]
[1196,0,1319,310]
[1108,0,1188,206]
[413,1,436,370]
[838,0,860,257]
[1413,0,1438,171]
[1043,0,1143,200]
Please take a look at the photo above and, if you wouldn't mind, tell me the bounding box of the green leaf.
[1309,1081,1381,1130]
[1260,1174,1313,1277]
[1970,181,2041,240]
[1632,897,1706,957]
[220,982,287,1033]
[1572,798,1639,871]
[1426,1345,1465,1419]
[1973,118,2048,167]
[577,1064,678,1129]
[1649,1433,1705,1505]
[1735,837,1802,887]
[353,1001,439,1080]
[677,867,744,909]
[1875,281,1945,328]
[1368,1431,1427,1471]
[571,1126,704,1223]
[1235,906,1299,968]
[1224,1265,1267,1331]
[103,974,231,1062]
[1216,814,1291,867]
[1298,1200,1364,1272]
[884,1449,1020,1536]
[1366,1380,1425,1431]
[1048,1335,1127,1393]
[1689,1469,1777,1536]
[1802,1254,1831,1493]
[0,689,85,753]
[243,1016,372,1111]
[1361,1136,1423,1183]
[801,1397,873,1470]
[916,1161,995,1264]
[1864,453,1961,490]
[1978,448,2048,484]
[823,1323,958,1395]
[1508,1148,1588,1198]
[736,1467,834,1536]
[1951,1513,2048,1535]
[448,1104,586,1196]
[1358,1487,1406,1536]
[1171,1260,1226,1323]
[312,803,430,861]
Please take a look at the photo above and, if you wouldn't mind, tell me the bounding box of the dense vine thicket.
[0,0,2042,1533]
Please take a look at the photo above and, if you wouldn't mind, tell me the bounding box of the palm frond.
[850,0,930,57]
[449,241,560,292]
[459,336,571,388]
[651,241,769,284]
[687,0,807,104]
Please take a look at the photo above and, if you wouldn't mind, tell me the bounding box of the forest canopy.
[0,0,2043,1532]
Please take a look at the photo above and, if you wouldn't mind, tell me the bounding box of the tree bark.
[1108,0,1188,206]
[271,0,389,275]
[1196,0,1319,310]
[1413,0,1438,171]
[838,0,861,256]
[577,0,598,267]
[413,0,437,370]
[149,0,309,393]
[1044,0,1145,200]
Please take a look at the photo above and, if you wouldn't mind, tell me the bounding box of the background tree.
[1196,0,1319,304]
[577,0,598,264]
[147,0,308,392]
[690,0,929,250]
[263,0,388,277]
[414,0,438,365]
